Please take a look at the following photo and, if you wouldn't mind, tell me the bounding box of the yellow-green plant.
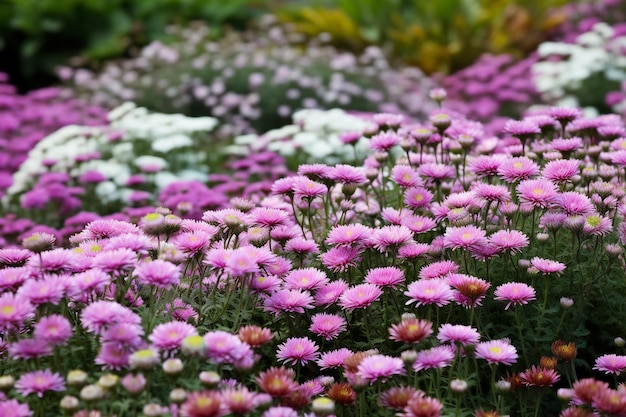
[278,0,572,74]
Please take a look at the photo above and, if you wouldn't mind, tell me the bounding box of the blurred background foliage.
[277,0,572,74]
[0,0,271,91]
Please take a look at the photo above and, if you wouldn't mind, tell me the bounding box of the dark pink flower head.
[370,131,400,152]
[338,283,383,310]
[8,338,53,360]
[593,354,626,375]
[405,278,454,307]
[0,399,33,417]
[413,345,455,371]
[173,230,214,256]
[263,289,314,315]
[517,178,558,208]
[469,155,504,178]
[33,314,72,346]
[402,214,436,234]
[371,225,414,252]
[76,219,139,241]
[81,300,141,334]
[325,224,371,247]
[365,266,405,288]
[276,337,319,366]
[489,230,529,254]
[542,159,580,183]
[557,192,595,216]
[357,354,405,383]
[309,313,347,340]
[551,137,583,153]
[530,256,566,275]
[91,248,137,274]
[443,225,487,250]
[418,163,455,181]
[391,165,421,188]
[134,259,181,289]
[149,321,198,353]
[317,348,353,370]
[497,156,539,183]
[249,207,290,228]
[0,267,31,292]
[291,176,328,198]
[320,246,362,272]
[0,248,32,267]
[297,163,332,180]
[14,369,65,398]
[494,282,536,309]
[314,279,348,306]
[284,237,319,255]
[472,183,511,203]
[404,186,434,210]
[328,164,368,185]
[284,268,328,290]
[549,107,582,125]
[419,260,459,280]
[503,119,540,138]
[27,248,76,273]
[437,323,480,346]
[16,274,66,305]
[475,339,518,365]
[0,292,34,330]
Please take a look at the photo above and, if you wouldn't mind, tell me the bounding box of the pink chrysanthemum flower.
[33,314,72,346]
[530,257,566,275]
[134,259,181,289]
[542,159,580,183]
[298,163,332,179]
[549,106,581,125]
[489,230,529,254]
[0,267,31,291]
[365,266,405,288]
[494,282,536,309]
[71,268,111,298]
[222,386,267,415]
[504,119,540,138]
[583,214,613,236]
[0,248,32,267]
[497,156,539,183]
[172,231,213,257]
[320,246,362,272]
[357,354,405,383]
[276,337,319,365]
[263,289,314,315]
[0,292,34,330]
[370,131,401,152]
[95,342,131,370]
[317,348,354,370]
[371,225,414,252]
[405,278,454,307]
[592,387,626,416]
[475,339,518,365]
[8,338,53,360]
[328,164,368,185]
[404,186,434,210]
[443,225,487,250]
[291,176,328,198]
[16,275,66,306]
[249,207,290,228]
[27,248,76,273]
[0,399,33,417]
[101,323,144,349]
[284,268,329,291]
[517,178,558,208]
[338,283,383,311]
[413,345,455,371]
[91,248,137,274]
[81,300,141,334]
[250,275,282,294]
[418,163,456,181]
[593,354,626,375]
[149,321,198,353]
[103,232,153,253]
[14,369,65,398]
[558,192,595,216]
[398,242,430,259]
[437,324,480,346]
[389,317,433,344]
[447,273,491,308]
[419,260,459,280]
[314,279,348,306]
[391,165,421,188]
[309,313,347,340]
[472,183,511,203]
[402,214,436,234]
[470,155,504,178]
[551,137,583,153]
[224,250,260,278]
[284,238,319,255]
[325,224,372,247]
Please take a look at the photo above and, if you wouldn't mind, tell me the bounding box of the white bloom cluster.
[532,22,626,113]
[4,102,218,207]
[230,108,375,164]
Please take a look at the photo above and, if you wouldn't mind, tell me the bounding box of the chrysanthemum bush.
[59,17,437,138]
[2,102,222,225]
[5,97,626,416]
[0,73,107,199]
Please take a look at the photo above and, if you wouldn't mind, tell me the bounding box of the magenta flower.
[8,338,53,360]
[371,225,414,251]
[325,224,372,247]
[475,339,518,365]
[517,178,558,208]
[291,176,328,198]
[419,260,459,280]
[593,354,626,375]
[317,348,353,370]
[134,259,181,289]
[309,313,347,340]
[357,354,405,383]
[472,183,511,203]
[33,314,72,346]
[149,321,198,353]
[328,164,368,184]
[437,324,481,346]
[489,230,529,254]
[542,159,580,183]
[391,165,421,188]
[16,275,65,306]
[320,246,362,272]
[0,399,33,417]
[405,278,454,307]
[264,289,314,315]
[0,292,34,330]
[284,268,329,291]
[339,283,383,310]
[557,192,595,216]
[249,207,290,228]
[365,266,405,288]
[494,282,536,309]
[81,300,141,334]
[404,186,434,209]
[413,345,455,371]
[15,369,65,398]
[418,163,455,181]
[497,156,539,183]
[530,257,566,275]
[276,337,319,365]
[204,330,253,366]
[370,131,400,152]
[402,214,436,234]
[443,225,487,250]
[314,279,348,306]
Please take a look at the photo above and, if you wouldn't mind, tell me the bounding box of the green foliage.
[0,0,269,90]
